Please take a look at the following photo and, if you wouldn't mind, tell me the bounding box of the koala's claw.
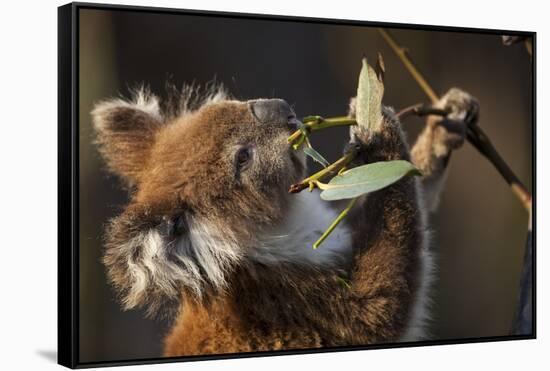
[438,88,479,125]
[343,139,364,156]
[434,119,467,152]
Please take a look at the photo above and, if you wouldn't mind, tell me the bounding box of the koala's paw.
[430,121,465,156]
[438,88,479,124]
[430,88,479,155]
[346,103,409,163]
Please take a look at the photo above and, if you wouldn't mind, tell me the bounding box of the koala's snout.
[249,99,299,130]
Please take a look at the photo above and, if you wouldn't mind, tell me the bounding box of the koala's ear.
[103,205,194,317]
[91,89,164,186]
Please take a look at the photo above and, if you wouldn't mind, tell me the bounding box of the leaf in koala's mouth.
[319,160,421,201]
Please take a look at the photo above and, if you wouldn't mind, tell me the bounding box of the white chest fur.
[249,191,353,267]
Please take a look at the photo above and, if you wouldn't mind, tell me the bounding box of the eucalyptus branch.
[466,124,532,209]
[288,103,447,145]
[289,149,358,193]
[502,35,533,57]
[396,103,449,120]
[379,28,532,211]
[288,116,357,148]
[313,197,358,249]
[378,28,439,104]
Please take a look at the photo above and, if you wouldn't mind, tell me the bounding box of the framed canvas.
[58,2,536,368]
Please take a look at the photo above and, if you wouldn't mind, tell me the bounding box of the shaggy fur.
[92,85,474,356]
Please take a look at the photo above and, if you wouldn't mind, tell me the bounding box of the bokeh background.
[78,7,533,363]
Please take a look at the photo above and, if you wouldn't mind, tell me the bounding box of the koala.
[91,85,477,356]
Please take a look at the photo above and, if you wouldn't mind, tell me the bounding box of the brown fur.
[163,109,423,354]
[92,86,471,357]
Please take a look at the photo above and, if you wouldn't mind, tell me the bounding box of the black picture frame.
[58,2,536,368]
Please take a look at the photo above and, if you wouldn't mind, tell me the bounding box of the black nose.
[250,99,298,129]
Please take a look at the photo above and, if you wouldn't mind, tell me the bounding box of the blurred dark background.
[78,7,533,363]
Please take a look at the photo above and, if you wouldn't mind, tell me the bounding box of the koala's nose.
[250,99,299,129]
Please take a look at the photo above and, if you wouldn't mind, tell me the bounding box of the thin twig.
[289,149,358,193]
[313,197,358,249]
[396,103,449,120]
[380,28,532,211]
[378,28,439,104]
[288,116,356,147]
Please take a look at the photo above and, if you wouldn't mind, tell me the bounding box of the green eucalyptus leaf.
[303,146,330,168]
[356,58,385,132]
[320,160,421,201]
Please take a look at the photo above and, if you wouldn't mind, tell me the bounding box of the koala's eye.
[235,145,254,172]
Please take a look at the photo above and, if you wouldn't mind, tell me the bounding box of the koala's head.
[92,86,306,315]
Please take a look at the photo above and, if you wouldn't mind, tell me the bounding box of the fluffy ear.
[91,89,164,186]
